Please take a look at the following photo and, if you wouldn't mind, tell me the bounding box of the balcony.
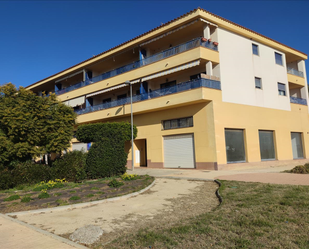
[55,38,219,96]
[290,96,307,105]
[75,78,221,115]
[287,67,304,78]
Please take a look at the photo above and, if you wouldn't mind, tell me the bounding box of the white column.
[206,61,213,76]
[203,24,210,39]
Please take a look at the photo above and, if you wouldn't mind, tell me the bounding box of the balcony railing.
[287,67,304,78]
[290,96,307,105]
[55,37,218,96]
[75,78,221,115]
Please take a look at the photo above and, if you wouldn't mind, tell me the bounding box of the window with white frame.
[275,52,283,65]
[278,83,286,96]
[255,77,262,89]
[252,44,259,55]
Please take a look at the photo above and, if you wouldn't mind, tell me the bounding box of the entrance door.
[291,132,304,159]
[134,139,147,167]
[164,134,195,168]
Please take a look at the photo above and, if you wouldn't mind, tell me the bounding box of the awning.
[140,20,198,47]
[86,83,127,98]
[64,96,85,107]
[141,60,200,82]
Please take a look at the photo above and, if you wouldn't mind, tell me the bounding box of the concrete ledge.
[6,179,156,216]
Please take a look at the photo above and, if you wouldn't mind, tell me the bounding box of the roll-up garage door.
[164,134,195,168]
[72,143,88,151]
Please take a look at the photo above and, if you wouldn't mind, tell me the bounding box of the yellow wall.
[287,73,306,87]
[213,99,309,165]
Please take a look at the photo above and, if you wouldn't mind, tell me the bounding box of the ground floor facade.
[72,90,309,170]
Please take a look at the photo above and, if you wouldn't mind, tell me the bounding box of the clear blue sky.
[1,1,309,88]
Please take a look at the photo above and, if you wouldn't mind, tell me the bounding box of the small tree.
[76,122,137,178]
[0,83,76,166]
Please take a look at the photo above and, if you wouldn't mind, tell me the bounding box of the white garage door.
[164,134,195,168]
[72,143,88,151]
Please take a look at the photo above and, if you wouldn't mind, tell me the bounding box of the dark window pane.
[275,52,283,65]
[225,129,246,163]
[252,44,259,55]
[291,132,304,159]
[171,120,178,128]
[255,77,262,89]
[259,131,275,160]
[164,120,171,130]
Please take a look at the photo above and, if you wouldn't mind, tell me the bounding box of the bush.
[76,122,137,179]
[287,165,309,174]
[12,161,52,185]
[121,172,138,181]
[4,195,20,202]
[86,138,127,178]
[51,150,87,182]
[0,168,14,190]
[108,179,124,188]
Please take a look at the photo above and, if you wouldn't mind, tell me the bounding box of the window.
[259,130,276,160]
[252,44,259,55]
[278,83,286,96]
[225,129,246,163]
[163,117,193,130]
[255,77,262,89]
[275,52,283,65]
[117,94,127,100]
[160,80,176,89]
[291,132,304,159]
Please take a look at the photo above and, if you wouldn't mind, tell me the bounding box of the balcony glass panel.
[287,67,304,78]
[290,96,307,105]
[55,37,218,95]
[75,78,221,115]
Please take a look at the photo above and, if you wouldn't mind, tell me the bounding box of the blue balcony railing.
[75,78,221,115]
[55,37,218,95]
[287,67,304,78]
[290,96,307,105]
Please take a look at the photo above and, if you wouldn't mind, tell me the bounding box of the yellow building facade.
[26,8,309,170]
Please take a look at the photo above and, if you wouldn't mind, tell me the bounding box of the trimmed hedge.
[51,150,87,182]
[77,122,137,179]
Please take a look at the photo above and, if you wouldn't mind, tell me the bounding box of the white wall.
[218,28,291,111]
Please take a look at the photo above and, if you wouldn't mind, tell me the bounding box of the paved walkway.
[0,213,86,249]
[132,164,309,185]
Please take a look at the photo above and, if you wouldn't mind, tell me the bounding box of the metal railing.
[55,37,218,95]
[290,96,307,105]
[287,67,304,78]
[75,78,221,115]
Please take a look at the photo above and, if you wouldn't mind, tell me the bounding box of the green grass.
[86,194,94,198]
[69,196,81,201]
[90,187,99,190]
[4,195,20,202]
[54,193,62,197]
[105,180,309,249]
[21,196,32,203]
[38,192,50,199]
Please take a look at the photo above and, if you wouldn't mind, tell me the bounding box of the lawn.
[105,180,309,249]
[0,175,154,213]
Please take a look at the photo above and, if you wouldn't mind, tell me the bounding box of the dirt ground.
[13,179,218,246]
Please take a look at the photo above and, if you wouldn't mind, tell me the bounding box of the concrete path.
[132,164,309,185]
[0,213,86,249]
[13,178,208,236]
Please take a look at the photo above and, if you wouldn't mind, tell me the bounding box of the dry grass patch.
[104,181,309,249]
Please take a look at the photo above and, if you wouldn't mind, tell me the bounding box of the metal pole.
[130,82,134,171]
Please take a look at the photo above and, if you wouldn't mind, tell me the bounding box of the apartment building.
[26,8,309,170]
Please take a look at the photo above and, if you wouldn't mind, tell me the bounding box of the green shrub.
[121,172,138,181]
[86,138,127,178]
[38,192,50,199]
[21,196,31,203]
[287,165,309,174]
[12,161,51,185]
[108,179,124,188]
[69,196,81,201]
[0,169,14,190]
[4,195,20,201]
[51,150,87,182]
[76,122,137,179]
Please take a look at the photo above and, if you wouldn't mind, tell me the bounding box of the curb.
[0,213,88,249]
[6,179,156,216]
[214,179,223,204]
